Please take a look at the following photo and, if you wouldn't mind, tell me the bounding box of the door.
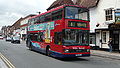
[111,31,119,50]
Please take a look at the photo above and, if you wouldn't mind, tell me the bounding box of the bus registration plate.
[75,54,82,56]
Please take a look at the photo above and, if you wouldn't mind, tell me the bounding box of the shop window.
[105,9,113,21]
[90,35,95,44]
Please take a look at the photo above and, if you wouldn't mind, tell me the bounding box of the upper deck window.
[52,9,63,20]
[65,6,89,21]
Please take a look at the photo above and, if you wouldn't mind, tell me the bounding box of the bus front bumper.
[51,51,90,58]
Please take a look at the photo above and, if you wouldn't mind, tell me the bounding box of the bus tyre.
[29,45,33,51]
[46,47,51,57]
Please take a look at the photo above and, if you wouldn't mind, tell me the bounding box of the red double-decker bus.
[26,5,90,58]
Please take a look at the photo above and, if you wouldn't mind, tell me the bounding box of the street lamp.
[37,12,41,14]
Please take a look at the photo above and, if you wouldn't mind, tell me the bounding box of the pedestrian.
[108,38,112,52]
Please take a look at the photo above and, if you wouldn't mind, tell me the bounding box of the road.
[0,40,120,68]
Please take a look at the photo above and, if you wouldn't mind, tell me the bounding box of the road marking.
[0,58,8,68]
[0,53,15,68]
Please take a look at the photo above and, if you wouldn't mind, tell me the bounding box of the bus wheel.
[46,47,51,56]
[29,45,33,51]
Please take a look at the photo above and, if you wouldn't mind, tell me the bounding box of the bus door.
[37,32,45,49]
[53,32,63,53]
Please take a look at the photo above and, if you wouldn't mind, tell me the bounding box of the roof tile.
[47,0,74,10]
[76,0,99,8]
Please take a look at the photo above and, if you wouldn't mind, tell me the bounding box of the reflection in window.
[90,35,95,44]
[54,32,62,45]
[45,13,52,22]
[63,29,89,46]
[65,6,89,21]
[52,9,63,20]
[30,33,38,41]
[38,32,44,42]
[66,7,78,19]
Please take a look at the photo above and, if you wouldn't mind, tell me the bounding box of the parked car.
[6,37,11,41]
[11,36,20,44]
[0,36,3,40]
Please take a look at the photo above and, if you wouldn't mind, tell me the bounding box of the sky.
[0,0,56,29]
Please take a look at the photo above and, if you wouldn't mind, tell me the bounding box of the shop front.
[108,9,120,51]
[109,24,120,51]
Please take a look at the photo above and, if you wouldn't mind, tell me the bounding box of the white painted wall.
[89,0,120,32]
[96,30,101,47]
[20,18,28,39]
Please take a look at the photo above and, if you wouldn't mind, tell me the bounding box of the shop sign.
[115,10,120,24]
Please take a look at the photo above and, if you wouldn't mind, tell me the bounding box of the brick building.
[1,26,7,37]
[20,14,35,40]
[1,26,12,37]
[10,18,23,36]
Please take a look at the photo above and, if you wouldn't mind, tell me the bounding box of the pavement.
[91,50,120,60]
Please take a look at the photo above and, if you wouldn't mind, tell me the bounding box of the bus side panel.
[31,41,46,53]
[51,44,63,54]
[44,19,64,55]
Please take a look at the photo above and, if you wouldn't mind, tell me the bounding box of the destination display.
[68,21,87,28]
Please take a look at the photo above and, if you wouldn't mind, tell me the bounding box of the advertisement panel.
[28,22,55,43]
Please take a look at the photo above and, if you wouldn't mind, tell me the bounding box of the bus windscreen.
[62,29,89,46]
[65,6,89,21]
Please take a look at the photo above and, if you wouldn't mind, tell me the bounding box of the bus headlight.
[64,49,69,53]
[87,49,90,52]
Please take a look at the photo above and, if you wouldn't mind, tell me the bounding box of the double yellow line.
[0,53,15,68]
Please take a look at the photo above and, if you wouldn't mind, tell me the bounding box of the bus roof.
[29,5,87,20]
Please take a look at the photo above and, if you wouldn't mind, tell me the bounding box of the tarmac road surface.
[0,40,120,68]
